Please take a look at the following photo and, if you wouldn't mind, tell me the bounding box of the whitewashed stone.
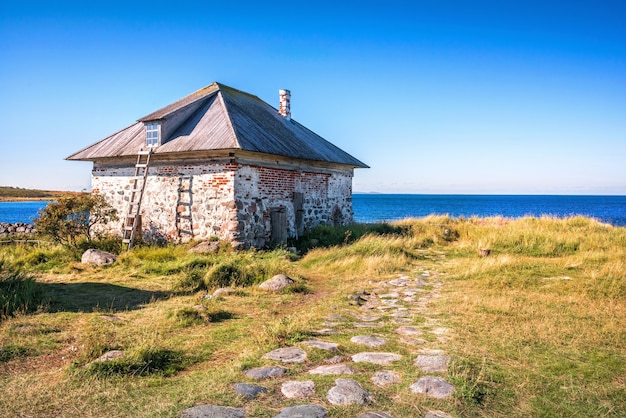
[281,380,315,399]
[263,347,306,363]
[351,352,402,365]
[327,378,373,405]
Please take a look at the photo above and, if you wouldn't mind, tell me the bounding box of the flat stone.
[419,348,446,356]
[388,277,410,286]
[315,328,339,335]
[399,336,426,345]
[273,404,328,418]
[303,340,339,352]
[309,364,355,375]
[432,327,450,335]
[393,317,412,324]
[232,383,267,399]
[212,287,235,298]
[322,321,340,327]
[410,376,455,399]
[395,326,422,336]
[180,405,245,418]
[259,274,295,292]
[327,378,373,405]
[263,347,307,363]
[379,292,399,298]
[371,370,401,387]
[324,355,344,364]
[351,352,402,365]
[354,322,383,328]
[357,413,392,418]
[426,411,454,418]
[281,380,315,399]
[350,335,388,347]
[326,314,347,321]
[391,311,412,318]
[414,355,450,373]
[353,314,382,321]
[244,366,286,379]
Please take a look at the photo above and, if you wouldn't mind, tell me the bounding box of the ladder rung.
[136,164,148,168]
[124,226,135,231]
[122,239,131,243]
[138,150,151,155]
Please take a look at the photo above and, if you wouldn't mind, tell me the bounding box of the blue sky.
[1,1,625,194]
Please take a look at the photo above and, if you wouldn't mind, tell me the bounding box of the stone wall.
[92,159,354,248]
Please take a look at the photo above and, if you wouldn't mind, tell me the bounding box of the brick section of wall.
[92,161,353,248]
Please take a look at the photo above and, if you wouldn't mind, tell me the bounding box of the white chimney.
[279,89,291,120]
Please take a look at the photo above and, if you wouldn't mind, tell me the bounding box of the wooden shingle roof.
[67,82,368,168]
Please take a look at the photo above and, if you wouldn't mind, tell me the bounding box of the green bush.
[0,269,41,318]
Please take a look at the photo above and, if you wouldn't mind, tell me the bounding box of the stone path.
[184,259,457,417]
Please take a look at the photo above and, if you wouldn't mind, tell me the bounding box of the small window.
[146,122,160,147]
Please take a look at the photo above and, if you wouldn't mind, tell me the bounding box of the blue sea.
[1,195,625,227]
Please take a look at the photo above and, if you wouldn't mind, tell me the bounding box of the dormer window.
[146,122,160,147]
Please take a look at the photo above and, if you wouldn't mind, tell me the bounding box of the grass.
[0,216,624,417]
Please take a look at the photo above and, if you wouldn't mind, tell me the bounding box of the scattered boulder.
[244,366,286,380]
[188,241,220,254]
[371,370,400,387]
[351,352,402,365]
[395,326,422,336]
[410,376,455,399]
[327,378,373,405]
[180,404,245,418]
[81,249,118,265]
[259,274,295,292]
[281,380,315,399]
[263,347,307,363]
[232,383,267,399]
[273,404,328,418]
[212,287,235,298]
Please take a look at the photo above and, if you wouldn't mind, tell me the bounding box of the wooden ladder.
[175,174,194,242]
[122,149,152,250]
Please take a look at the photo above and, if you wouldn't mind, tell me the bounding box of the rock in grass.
[357,412,392,418]
[263,347,307,363]
[232,383,267,399]
[351,352,402,365]
[273,404,328,418]
[350,336,387,347]
[281,380,316,398]
[303,340,339,351]
[326,378,373,405]
[371,370,400,386]
[413,355,450,373]
[81,249,118,265]
[410,376,455,399]
[425,411,455,418]
[180,404,245,418]
[309,364,355,375]
[93,350,124,363]
[259,274,294,292]
[188,241,220,254]
[244,366,286,379]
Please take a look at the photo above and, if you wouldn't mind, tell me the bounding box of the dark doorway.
[270,207,288,246]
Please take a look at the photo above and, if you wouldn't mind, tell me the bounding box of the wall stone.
[92,159,354,248]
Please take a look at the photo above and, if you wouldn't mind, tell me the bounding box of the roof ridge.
[215,89,241,149]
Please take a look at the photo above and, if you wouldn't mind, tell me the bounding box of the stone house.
[67,82,367,248]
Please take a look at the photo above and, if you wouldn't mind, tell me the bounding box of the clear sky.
[1,1,625,194]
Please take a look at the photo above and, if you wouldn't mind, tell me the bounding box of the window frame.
[145,122,160,147]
